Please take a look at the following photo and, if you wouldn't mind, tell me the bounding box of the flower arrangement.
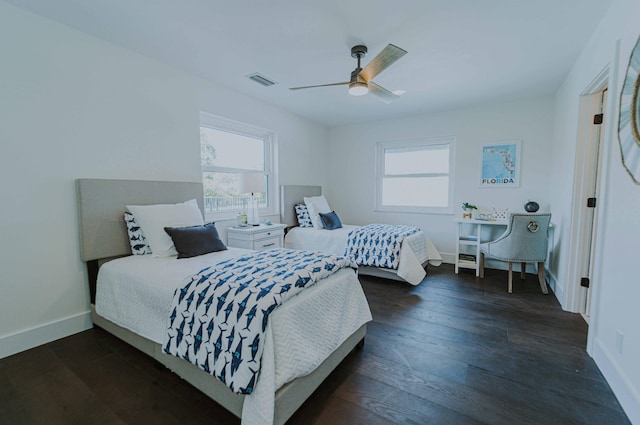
[462,202,478,211]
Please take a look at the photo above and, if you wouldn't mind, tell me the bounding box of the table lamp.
[239,172,266,226]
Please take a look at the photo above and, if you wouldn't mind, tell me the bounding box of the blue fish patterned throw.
[345,224,420,270]
[163,249,356,395]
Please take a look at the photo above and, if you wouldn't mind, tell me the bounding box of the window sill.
[373,207,454,215]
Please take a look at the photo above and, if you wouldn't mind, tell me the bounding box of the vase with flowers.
[462,202,478,219]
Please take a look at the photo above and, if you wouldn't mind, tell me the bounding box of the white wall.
[2,0,638,420]
[327,97,555,264]
[0,2,328,358]
[550,0,640,421]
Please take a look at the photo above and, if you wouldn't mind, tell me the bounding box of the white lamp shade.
[239,173,266,194]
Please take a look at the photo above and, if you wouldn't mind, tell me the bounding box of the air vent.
[246,73,277,87]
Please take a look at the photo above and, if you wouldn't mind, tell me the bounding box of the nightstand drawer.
[253,235,282,250]
[226,223,286,251]
[230,228,282,242]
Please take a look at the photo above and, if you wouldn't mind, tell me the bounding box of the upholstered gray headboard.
[76,178,204,262]
[280,185,321,227]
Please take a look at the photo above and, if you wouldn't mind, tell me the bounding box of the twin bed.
[76,179,371,425]
[280,185,443,285]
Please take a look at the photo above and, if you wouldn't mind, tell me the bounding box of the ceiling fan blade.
[289,82,349,90]
[359,44,407,82]
[368,82,400,104]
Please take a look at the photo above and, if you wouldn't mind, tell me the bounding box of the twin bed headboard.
[76,179,204,262]
[279,185,321,227]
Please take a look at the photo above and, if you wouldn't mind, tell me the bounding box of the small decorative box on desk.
[226,223,287,251]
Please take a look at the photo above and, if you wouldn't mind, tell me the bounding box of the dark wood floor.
[0,265,630,425]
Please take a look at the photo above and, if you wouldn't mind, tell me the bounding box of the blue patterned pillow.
[294,204,313,228]
[124,212,152,255]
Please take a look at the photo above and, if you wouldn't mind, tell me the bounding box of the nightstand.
[226,223,287,251]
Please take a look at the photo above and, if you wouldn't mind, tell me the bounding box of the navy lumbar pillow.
[319,211,343,230]
[164,222,227,259]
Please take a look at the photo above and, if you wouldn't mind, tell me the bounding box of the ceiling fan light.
[349,81,368,96]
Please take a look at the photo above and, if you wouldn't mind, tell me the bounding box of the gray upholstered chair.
[479,213,551,294]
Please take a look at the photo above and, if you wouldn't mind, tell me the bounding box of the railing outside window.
[204,196,267,213]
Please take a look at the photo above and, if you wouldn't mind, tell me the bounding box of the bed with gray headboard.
[76,178,368,425]
[280,184,443,285]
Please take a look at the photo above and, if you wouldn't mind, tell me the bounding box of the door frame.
[584,89,608,319]
[564,65,610,315]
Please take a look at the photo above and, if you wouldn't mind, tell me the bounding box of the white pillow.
[304,195,332,230]
[127,199,204,257]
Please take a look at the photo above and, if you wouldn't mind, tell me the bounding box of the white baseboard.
[593,338,640,424]
[439,252,456,264]
[547,268,564,306]
[0,311,92,359]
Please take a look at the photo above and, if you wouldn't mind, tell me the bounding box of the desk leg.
[475,223,481,277]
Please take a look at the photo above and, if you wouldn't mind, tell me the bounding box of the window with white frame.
[376,137,455,213]
[200,112,276,218]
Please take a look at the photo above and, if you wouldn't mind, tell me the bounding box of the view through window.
[200,116,274,215]
[376,137,455,213]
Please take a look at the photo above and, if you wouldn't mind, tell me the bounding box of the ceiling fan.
[289,44,408,103]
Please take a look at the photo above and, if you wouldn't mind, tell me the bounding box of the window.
[376,137,455,213]
[200,112,276,218]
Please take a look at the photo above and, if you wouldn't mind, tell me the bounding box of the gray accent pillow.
[164,222,227,259]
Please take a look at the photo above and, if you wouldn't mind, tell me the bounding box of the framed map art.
[480,141,521,188]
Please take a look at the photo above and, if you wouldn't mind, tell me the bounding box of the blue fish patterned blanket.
[344,224,420,270]
[162,249,356,395]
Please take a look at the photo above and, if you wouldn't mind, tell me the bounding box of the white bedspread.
[285,225,443,285]
[96,249,372,425]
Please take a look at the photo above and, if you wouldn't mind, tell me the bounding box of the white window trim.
[199,111,278,221]
[375,136,456,215]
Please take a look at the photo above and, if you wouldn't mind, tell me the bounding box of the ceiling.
[6,0,613,127]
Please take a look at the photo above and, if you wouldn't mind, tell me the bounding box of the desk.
[454,218,554,277]
[454,219,507,276]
